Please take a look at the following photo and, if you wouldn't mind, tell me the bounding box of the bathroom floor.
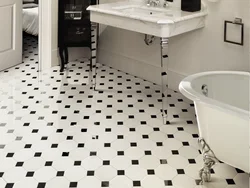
[0,36,248,188]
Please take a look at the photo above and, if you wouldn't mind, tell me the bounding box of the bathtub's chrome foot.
[162,115,168,125]
[198,138,218,184]
[199,166,211,183]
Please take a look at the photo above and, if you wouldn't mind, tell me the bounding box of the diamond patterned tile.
[0,35,247,188]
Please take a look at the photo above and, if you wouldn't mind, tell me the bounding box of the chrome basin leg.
[160,37,169,124]
[91,22,98,90]
[198,138,218,184]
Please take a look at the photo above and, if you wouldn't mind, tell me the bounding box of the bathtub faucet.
[146,0,161,7]
[201,84,208,96]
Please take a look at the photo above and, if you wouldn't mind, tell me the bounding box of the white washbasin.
[87,1,208,38]
[120,7,163,16]
[113,5,171,16]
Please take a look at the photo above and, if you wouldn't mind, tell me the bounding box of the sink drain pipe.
[144,34,155,45]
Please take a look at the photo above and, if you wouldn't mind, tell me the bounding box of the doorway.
[22,0,40,72]
[0,0,40,72]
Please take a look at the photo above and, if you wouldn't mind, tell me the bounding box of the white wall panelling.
[98,0,249,91]
[43,0,249,91]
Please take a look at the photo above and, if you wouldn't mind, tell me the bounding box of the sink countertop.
[87,1,208,25]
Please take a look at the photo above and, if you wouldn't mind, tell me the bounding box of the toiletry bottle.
[181,0,201,12]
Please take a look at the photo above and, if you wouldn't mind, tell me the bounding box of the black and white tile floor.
[0,36,248,188]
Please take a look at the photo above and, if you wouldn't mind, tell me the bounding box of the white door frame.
[39,0,57,71]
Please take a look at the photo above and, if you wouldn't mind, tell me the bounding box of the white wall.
[98,0,249,91]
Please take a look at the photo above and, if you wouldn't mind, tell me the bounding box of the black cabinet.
[58,0,97,71]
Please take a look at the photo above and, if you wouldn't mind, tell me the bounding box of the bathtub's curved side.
[179,71,249,173]
[195,101,249,172]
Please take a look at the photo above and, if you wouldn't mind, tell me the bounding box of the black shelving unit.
[58,0,97,72]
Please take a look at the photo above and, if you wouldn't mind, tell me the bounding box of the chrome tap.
[146,0,161,7]
[163,0,170,8]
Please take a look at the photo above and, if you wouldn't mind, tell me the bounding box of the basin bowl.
[113,5,170,16]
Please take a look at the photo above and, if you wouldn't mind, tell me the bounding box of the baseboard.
[98,48,186,91]
[51,48,90,67]
[51,47,187,91]
[167,70,186,92]
[99,48,161,84]
[52,49,59,67]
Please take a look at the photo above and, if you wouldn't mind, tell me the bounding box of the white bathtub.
[179,71,249,173]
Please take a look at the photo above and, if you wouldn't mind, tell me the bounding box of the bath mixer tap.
[146,0,161,7]
[163,0,170,8]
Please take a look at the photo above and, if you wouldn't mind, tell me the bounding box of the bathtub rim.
[179,71,249,120]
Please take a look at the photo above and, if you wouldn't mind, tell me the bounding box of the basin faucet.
[146,0,161,7]
[163,0,170,8]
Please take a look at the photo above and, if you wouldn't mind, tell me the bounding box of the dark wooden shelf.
[58,0,97,72]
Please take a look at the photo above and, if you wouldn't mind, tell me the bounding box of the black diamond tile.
[192,134,199,138]
[87,171,95,176]
[131,143,137,147]
[78,143,84,148]
[177,169,185,174]
[101,181,109,187]
[62,152,69,157]
[37,183,46,188]
[167,134,174,138]
[104,143,111,147]
[129,128,136,132]
[81,129,87,132]
[147,169,155,175]
[133,181,141,187]
[45,161,53,166]
[69,182,78,187]
[117,135,124,139]
[103,160,110,165]
[182,142,189,146]
[57,171,65,177]
[153,127,160,131]
[210,169,215,174]
[145,151,152,155]
[188,159,196,164]
[34,152,42,157]
[6,153,14,157]
[90,151,97,156]
[226,179,235,185]
[160,159,168,164]
[26,171,34,177]
[164,180,173,186]
[5,183,14,188]
[117,151,124,156]
[67,136,73,140]
[132,160,139,165]
[51,144,58,148]
[74,161,81,166]
[117,170,125,175]
[142,135,149,139]
[156,142,163,146]
[177,127,184,131]
[172,150,179,155]
[16,162,24,167]
[235,168,245,173]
